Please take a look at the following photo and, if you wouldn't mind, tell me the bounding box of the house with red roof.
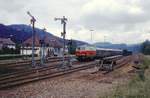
[0,38,15,50]
[21,35,63,57]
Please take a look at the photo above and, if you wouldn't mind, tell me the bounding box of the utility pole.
[9,35,14,54]
[27,11,36,67]
[40,28,46,66]
[21,29,25,59]
[90,30,94,44]
[104,36,106,43]
[54,16,67,68]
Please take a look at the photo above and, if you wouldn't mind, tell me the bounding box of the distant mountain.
[0,24,87,45]
[0,24,25,43]
[9,24,54,39]
[0,23,141,52]
[94,42,141,53]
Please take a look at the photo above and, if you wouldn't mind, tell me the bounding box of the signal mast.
[40,28,46,66]
[54,16,67,68]
[27,11,36,67]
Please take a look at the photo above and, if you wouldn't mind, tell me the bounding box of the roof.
[23,35,41,46]
[23,35,63,48]
[78,44,122,51]
[96,48,122,51]
[45,37,62,48]
[0,38,15,45]
[78,44,95,48]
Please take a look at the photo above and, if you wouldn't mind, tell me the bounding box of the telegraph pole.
[27,11,36,67]
[40,28,46,66]
[90,30,94,44]
[104,36,106,43]
[54,16,67,68]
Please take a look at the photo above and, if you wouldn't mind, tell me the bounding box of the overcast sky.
[0,0,150,44]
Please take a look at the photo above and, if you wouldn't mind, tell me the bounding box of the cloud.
[0,0,150,44]
[80,0,150,31]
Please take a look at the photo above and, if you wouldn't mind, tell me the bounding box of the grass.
[99,55,150,98]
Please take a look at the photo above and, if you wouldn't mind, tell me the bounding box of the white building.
[20,35,63,57]
[0,38,15,50]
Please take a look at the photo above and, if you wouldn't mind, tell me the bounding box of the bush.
[141,40,150,55]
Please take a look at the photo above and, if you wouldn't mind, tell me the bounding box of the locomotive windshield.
[85,46,96,50]
[76,45,96,51]
[77,47,85,50]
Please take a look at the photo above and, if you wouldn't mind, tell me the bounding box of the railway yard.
[1,0,150,97]
[0,53,144,98]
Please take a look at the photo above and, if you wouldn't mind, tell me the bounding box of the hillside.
[0,24,142,52]
[0,24,87,45]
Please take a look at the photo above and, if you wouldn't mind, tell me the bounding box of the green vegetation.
[0,47,16,54]
[141,40,150,55]
[0,44,21,55]
[15,43,21,54]
[67,40,77,54]
[99,56,150,98]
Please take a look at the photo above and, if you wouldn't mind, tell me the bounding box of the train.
[75,45,132,61]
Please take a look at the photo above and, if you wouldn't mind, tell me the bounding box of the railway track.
[0,56,70,65]
[102,55,132,74]
[0,62,60,80]
[0,61,95,89]
[0,56,72,69]
[91,55,131,74]
[0,55,132,89]
[0,60,82,80]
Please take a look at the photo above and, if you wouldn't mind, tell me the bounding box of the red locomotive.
[76,45,96,61]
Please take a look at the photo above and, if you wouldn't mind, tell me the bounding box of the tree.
[15,44,21,54]
[141,40,150,55]
[67,40,77,54]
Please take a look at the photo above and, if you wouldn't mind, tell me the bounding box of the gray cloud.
[80,0,150,32]
[0,0,150,44]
